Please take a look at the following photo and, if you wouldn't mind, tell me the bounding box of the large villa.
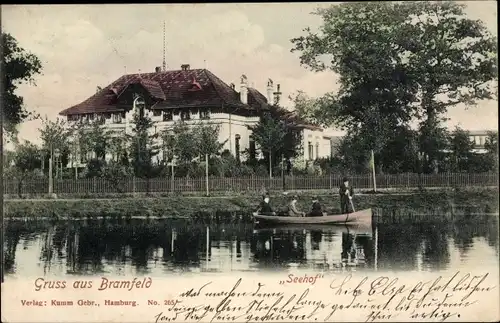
[59,64,332,167]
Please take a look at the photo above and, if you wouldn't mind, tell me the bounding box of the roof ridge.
[203,69,242,107]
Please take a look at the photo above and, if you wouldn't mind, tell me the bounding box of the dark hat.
[292,195,298,200]
[342,177,349,182]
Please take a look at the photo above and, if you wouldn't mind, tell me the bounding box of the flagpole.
[371,150,377,192]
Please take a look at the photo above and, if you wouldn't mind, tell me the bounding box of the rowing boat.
[253,208,372,226]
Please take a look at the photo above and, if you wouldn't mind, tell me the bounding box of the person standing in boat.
[339,177,354,214]
[257,194,276,216]
[308,197,324,217]
[288,196,305,217]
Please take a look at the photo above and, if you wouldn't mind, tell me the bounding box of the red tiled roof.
[58,68,322,131]
[59,69,247,116]
[139,79,166,100]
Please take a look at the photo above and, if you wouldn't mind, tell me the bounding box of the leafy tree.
[193,123,225,158]
[192,123,225,179]
[380,126,420,173]
[249,114,287,177]
[263,105,304,160]
[335,132,371,174]
[449,127,474,172]
[128,106,160,179]
[418,118,450,173]
[39,117,70,178]
[103,160,131,192]
[160,121,196,178]
[211,150,254,177]
[289,91,329,126]
[12,141,42,197]
[160,129,178,167]
[160,122,224,178]
[80,120,110,160]
[291,2,419,170]
[65,119,110,178]
[2,33,43,136]
[107,135,129,164]
[83,159,106,178]
[291,1,497,171]
[483,132,499,172]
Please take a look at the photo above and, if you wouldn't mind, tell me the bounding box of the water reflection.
[3,215,498,277]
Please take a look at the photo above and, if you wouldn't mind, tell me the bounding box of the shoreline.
[4,212,498,223]
[4,186,499,201]
[3,187,498,221]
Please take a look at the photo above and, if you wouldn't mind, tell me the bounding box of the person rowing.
[339,177,354,214]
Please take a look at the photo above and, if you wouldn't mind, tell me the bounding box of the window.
[200,110,210,120]
[80,150,94,163]
[180,111,191,121]
[88,114,95,121]
[67,115,79,122]
[249,139,256,159]
[96,114,105,124]
[163,111,173,121]
[315,143,319,159]
[112,113,122,124]
[153,109,162,117]
[308,142,314,160]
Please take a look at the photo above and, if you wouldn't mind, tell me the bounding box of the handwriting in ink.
[152,271,496,322]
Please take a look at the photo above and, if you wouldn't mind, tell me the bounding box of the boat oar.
[349,195,356,213]
[345,192,355,224]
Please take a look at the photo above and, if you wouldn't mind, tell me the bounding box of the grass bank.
[3,187,498,222]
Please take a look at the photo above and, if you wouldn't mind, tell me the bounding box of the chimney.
[240,74,248,104]
[266,79,274,103]
[155,66,161,73]
[273,83,282,105]
[181,64,190,71]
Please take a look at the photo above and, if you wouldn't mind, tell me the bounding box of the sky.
[2,2,498,147]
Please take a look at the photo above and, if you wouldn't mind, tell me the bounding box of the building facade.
[59,65,331,167]
[468,130,496,154]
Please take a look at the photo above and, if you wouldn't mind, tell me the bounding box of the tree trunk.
[17,178,23,198]
[269,152,272,179]
[170,162,175,194]
[205,154,209,196]
[422,98,439,173]
[48,152,53,195]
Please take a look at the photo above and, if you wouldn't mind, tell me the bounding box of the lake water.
[3,214,498,277]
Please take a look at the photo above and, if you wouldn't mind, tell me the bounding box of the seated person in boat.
[288,196,305,217]
[339,177,354,214]
[257,194,276,216]
[307,197,324,217]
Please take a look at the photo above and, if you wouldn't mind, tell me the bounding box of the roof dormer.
[187,77,202,92]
